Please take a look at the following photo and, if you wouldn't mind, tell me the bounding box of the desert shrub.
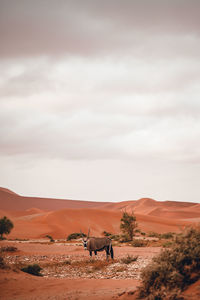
[120,254,138,264]
[138,226,200,299]
[0,246,18,252]
[0,216,14,239]
[147,231,160,238]
[115,266,127,273]
[132,239,148,247]
[72,259,112,271]
[45,235,55,242]
[160,232,175,239]
[119,234,131,243]
[141,232,146,236]
[21,264,43,276]
[110,234,120,241]
[102,231,120,241]
[102,231,112,236]
[0,256,7,269]
[67,232,86,240]
[163,241,174,248]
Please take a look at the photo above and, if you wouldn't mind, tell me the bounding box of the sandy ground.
[0,240,160,300]
[1,188,200,299]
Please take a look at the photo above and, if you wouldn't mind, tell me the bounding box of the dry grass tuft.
[120,255,138,264]
[0,246,18,252]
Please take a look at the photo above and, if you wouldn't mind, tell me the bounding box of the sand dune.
[0,187,200,239]
[0,187,109,211]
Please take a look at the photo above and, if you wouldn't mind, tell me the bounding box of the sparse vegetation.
[147,231,160,238]
[115,266,127,273]
[0,246,18,252]
[138,226,200,299]
[132,239,148,247]
[102,231,120,241]
[21,264,43,276]
[0,256,8,269]
[45,235,55,242]
[160,232,175,239]
[147,231,175,240]
[110,234,120,241]
[141,232,146,236]
[67,232,86,240]
[120,211,137,241]
[0,216,14,239]
[102,231,112,236]
[119,234,130,243]
[120,254,138,264]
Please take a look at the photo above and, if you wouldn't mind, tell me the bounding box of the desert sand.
[1,187,199,239]
[0,187,200,299]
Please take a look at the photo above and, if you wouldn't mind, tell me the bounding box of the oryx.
[81,229,114,260]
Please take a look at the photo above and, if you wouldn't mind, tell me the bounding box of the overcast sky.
[0,0,200,203]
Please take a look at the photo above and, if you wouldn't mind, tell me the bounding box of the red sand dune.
[0,187,109,211]
[0,187,200,239]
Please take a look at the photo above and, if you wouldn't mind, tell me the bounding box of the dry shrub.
[67,232,86,240]
[138,226,200,299]
[121,254,138,264]
[115,266,127,273]
[72,259,112,271]
[132,239,148,247]
[0,246,18,252]
[91,260,111,271]
[0,256,8,269]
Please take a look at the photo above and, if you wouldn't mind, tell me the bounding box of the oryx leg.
[106,246,110,261]
[89,251,92,257]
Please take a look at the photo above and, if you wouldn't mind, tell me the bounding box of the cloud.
[1,91,200,163]
[0,0,200,58]
[0,0,200,164]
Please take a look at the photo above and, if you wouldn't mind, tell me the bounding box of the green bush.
[67,232,86,241]
[21,264,43,276]
[138,226,200,299]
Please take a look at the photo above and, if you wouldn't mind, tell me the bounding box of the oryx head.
[80,229,90,250]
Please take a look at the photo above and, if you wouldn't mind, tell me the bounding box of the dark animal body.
[84,236,114,259]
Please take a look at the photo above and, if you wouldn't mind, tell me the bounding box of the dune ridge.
[0,187,199,239]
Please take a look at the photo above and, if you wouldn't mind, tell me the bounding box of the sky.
[0,0,200,203]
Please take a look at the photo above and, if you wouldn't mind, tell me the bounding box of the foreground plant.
[21,264,43,276]
[138,226,200,299]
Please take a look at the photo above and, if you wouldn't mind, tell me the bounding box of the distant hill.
[0,187,199,239]
[0,187,110,211]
